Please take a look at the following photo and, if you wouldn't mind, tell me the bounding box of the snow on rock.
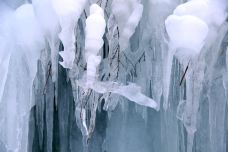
[52,0,87,69]
[111,0,143,51]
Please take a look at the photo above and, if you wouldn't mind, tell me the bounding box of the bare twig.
[84,10,87,18]
[179,61,190,86]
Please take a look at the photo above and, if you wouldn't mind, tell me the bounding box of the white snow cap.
[165,15,208,52]
[165,0,227,51]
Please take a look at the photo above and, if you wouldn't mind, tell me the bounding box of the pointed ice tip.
[59,51,66,59]
[59,61,65,67]
[154,104,159,111]
[59,51,74,69]
[59,61,68,69]
[59,61,73,69]
[146,99,159,110]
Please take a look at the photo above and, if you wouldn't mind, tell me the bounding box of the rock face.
[0,0,228,152]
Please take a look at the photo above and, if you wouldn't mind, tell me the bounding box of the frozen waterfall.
[0,0,228,152]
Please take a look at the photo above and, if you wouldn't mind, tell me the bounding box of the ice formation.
[0,3,45,151]
[80,4,157,110]
[163,0,227,110]
[0,3,13,102]
[164,14,209,109]
[173,0,227,27]
[53,0,87,69]
[14,4,45,78]
[32,0,60,81]
[0,0,228,152]
[84,4,106,86]
[111,0,143,51]
[164,0,228,151]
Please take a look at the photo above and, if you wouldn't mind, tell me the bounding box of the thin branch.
[84,10,87,18]
[179,61,190,86]
[138,52,145,63]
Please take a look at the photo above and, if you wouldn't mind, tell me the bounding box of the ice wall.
[0,0,228,152]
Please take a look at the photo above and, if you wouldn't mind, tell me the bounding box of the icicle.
[32,0,61,81]
[84,3,106,87]
[206,24,228,152]
[51,0,87,69]
[164,1,227,151]
[77,4,158,110]
[164,14,208,110]
[78,80,158,109]
[162,46,175,110]
[0,3,45,151]
[111,0,143,51]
